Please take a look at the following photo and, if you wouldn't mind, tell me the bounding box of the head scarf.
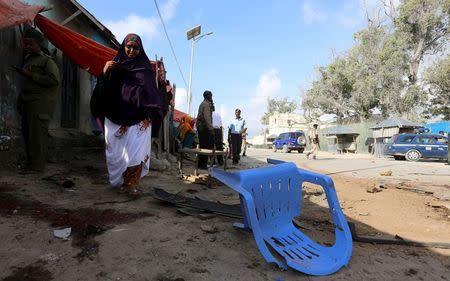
[179,116,193,141]
[103,33,163,131]
[113,34,150,72]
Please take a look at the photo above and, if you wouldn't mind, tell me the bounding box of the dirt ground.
[0,147,449,281]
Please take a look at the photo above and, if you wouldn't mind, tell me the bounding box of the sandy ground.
[0,147,449,281]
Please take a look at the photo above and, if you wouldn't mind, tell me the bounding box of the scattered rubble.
[53,227,71,240]
[200,224,218,234]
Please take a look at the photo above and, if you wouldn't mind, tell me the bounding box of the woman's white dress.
[104,117,151,187]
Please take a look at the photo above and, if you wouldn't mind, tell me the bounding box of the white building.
[267,112,308,136]
[248,112,308,145]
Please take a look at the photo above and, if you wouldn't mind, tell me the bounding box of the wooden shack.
[324,126,359,154]
[370,118,422,157]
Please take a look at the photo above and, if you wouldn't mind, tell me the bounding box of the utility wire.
[153,0,188,88]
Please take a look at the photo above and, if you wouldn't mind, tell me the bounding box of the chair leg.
[233,196,252,231]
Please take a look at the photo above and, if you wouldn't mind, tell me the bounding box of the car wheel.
[282,145,289,153]
[405,149,421,162]
[272,145,277,152]
[298,148,304,153]
[393,156,405,161]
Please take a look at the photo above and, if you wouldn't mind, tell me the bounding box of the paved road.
[243,148,450,200]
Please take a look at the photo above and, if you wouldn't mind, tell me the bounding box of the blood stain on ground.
[0,183,153,261]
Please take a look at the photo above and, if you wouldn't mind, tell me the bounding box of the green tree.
[424,55,450,119]
[302,0,448,120]
[392,0,450,84]
[302,56,356,122]
[261,97,297,125]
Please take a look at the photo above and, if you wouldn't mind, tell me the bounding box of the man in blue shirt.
[228,108,247,164]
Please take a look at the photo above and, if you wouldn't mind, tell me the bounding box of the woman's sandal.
[118,185,129,194]
[128,188,140,197]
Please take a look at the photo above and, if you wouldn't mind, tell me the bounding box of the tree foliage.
[261,97,297,125]
[424,55,450,119]
[394,0,450,83]
[302,0,448,121]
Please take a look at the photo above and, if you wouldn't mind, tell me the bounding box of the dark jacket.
[196,99,213,131]
[18,52,59,117]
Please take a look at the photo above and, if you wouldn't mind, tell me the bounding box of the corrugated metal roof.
[67,0,120,48]
[323,126,359,135]
[371,118,423,129]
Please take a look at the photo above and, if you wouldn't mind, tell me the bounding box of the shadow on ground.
[0,148,448,281]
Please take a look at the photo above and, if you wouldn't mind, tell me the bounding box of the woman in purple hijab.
[102,33,162,196]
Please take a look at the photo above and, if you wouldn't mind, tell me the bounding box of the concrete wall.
[0,26,23,135]
[1,0,115,135]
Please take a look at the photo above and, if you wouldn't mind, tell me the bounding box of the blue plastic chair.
[211,159,352,276]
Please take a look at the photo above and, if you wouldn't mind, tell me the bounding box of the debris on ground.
[177,208,216,220]
[42,174,76,189]
[186,189,199,194]
[152,188,242,219]
[366,185,382,193]
[53,227,72,240]
[405,268,418,276]
[380,170,393,176]
[39,253,60,263]
[200,224,218,234]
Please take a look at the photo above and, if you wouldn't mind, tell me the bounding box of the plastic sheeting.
[0,0,43,29]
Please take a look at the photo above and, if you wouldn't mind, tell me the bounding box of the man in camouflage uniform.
[306,123,319,160]
[14,28,60,172]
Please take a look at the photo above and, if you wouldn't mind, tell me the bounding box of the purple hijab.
[104,33,163,129]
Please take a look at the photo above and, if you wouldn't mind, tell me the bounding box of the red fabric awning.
[0,0,44,29]
[35,14,169,83]
[173,109,189,122]
[35,14,116,76]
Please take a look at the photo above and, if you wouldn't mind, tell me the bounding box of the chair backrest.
[237,163,302,227]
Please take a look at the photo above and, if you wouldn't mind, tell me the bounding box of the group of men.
[196,91,247,169]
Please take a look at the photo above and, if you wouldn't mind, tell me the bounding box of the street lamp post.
[186,25,213,115]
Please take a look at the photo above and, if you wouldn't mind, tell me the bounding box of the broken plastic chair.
[211,159,352,276]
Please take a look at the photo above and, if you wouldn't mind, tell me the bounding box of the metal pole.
[187,39,196,115]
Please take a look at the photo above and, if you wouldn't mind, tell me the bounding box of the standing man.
[196,90,214,169]
[228,108,247,164]
[212,107,224,165]
[14,28,60,172]
[306,123,319,160]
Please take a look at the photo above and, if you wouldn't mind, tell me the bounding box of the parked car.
[384,133,448,161]
[272,131,307,153]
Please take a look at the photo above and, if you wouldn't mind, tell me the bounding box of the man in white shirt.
[212,108,224,165]
[228,108,247,164]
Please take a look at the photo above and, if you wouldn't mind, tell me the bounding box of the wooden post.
[194,144,199,176]
[178,148,183,175]
[163,113,169,157]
